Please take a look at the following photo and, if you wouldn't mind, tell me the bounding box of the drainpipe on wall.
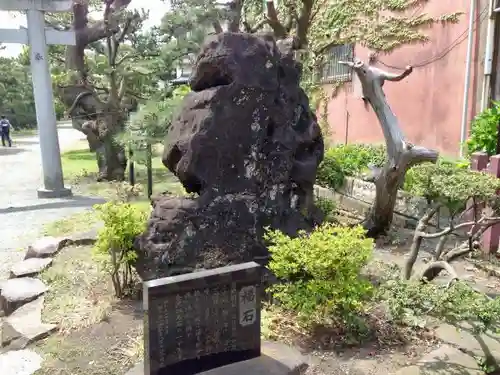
[460,0,477,158]
[480,0,496,111]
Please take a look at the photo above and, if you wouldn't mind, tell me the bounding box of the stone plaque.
[143,262,262,375]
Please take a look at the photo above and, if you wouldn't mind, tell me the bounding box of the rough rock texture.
[0,278,48,315]
[0,349,43,375]
[1,296,57,350]
[135,32,324,280]
[10,258,53,278]
[25,237,64,259]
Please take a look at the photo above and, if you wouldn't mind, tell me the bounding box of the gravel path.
[0,124,105,279]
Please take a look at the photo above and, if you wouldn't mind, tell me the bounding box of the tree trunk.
[340,59,439,237]
[364,168,402,236]
[56,0,131,182]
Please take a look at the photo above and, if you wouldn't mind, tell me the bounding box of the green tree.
[0,56,36,128]
[158,0,460,97]
[45,0,163,181]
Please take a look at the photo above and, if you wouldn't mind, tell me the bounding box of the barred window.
[320,44,354,83]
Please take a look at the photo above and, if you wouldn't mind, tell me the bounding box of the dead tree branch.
[339,59,439,237]
[405,206,500,283]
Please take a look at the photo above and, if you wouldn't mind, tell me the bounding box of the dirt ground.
[33,245,143,375]
[288,222,500,375]
[30,225,500,375]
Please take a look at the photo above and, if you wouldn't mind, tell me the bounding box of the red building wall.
[322,0,488,158]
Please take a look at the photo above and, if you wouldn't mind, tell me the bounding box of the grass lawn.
[34,244,143,375]
[61,142,185,200]
[42,142,184,236]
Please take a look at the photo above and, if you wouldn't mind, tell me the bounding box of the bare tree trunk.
[340,59,439,237]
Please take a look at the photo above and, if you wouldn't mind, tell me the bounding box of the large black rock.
[135,32,324,280]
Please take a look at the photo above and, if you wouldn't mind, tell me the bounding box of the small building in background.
[319,0,494,158]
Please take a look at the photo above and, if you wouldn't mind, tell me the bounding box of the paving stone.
[68,228,99,245]
[24,237,64,259]
[125,341,308,375]
[435,323,500,360]
[0,278,48,315]
[10,258,53,278]
[2,296,57,349]
[0,127,99,281]
[393,344,483,375]
[0,349,43,375]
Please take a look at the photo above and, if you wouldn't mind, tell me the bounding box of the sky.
[0,0,170,57]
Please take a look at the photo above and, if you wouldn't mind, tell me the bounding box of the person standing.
[0,115,14,147]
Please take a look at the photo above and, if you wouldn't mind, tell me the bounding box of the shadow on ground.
[0,147,28,155]
[12,139,39,145]
[0,195,106,214]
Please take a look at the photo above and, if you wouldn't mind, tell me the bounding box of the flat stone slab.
[393,344,484,375]
[0,349,43,375]
[10,258,53,278]
[0,278,48,315]
[125,341,308,375]
[25,236,64,259]
[67,228,98,245]
[2,296,57,349]
[435,323,500,360]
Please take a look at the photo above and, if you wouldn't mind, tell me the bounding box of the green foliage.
[308,0,461,54]
[316,144,495,214]
[404,160,500,213]
[316,152,345,190]
[315,197,337,223]
[159,0,229,81]
[93,201,148,297]
[0,56,36,128]
[122,85,190,163]
[378,266,500,332]
[265,224,373,326]
[316,144,386,189]
[466,101,500,156]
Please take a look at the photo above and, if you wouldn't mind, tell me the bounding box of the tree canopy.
[0,56,37,128]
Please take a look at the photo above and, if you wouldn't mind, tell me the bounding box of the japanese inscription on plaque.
[143,262,262,375]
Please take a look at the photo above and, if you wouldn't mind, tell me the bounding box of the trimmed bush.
[265,224,374,326]
[317,144,386,190]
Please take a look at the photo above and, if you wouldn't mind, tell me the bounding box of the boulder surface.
[135,32,324,280]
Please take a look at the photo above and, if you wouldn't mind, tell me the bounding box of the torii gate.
[0,0,75,198]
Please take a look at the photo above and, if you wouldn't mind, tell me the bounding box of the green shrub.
[466,101,500,156]
[265,224,374,326]
[121,85,190,163]
[316,150,345,189]
[378,266,500,331]
[330,144,386,176]
[93,202,149,297]
[316,144,387,190]
[403,160,500,214]
[315,196,337,223]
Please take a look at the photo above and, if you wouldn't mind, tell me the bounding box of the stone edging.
[0,229,98,373]
[314,178,451,228]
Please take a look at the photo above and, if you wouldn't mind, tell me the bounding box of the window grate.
[320,44,354,83]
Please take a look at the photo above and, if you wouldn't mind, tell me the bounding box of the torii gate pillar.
[0,0,75,198]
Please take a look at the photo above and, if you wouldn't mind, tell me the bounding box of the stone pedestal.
[125,341,308,375]
[37,187,72,199]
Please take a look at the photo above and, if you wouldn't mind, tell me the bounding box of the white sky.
[0,0,170,57]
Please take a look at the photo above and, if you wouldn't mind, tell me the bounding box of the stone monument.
[126,262,308,375]
[135,32,324,280]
